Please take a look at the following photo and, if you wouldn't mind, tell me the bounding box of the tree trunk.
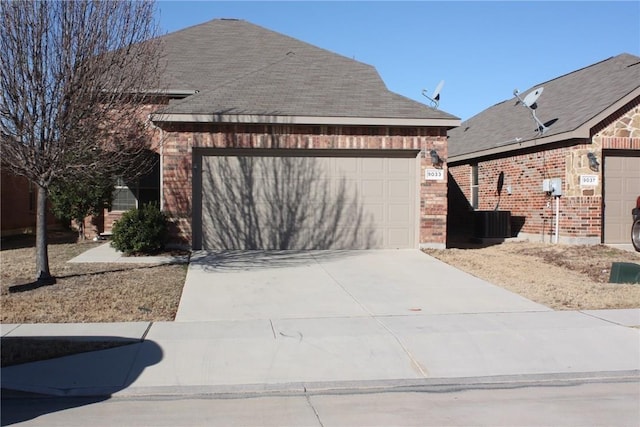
[78,219,85,241]
[36,185,56,285]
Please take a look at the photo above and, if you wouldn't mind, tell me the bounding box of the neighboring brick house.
[1,170,60,236]
[447,53,640,246]
[93,19,460,249]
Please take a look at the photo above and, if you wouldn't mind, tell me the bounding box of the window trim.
[471,164,479,210]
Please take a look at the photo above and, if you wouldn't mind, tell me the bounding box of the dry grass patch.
[1,230,189,367]
[1,338,135,367]
[1,232,188,323]
[423,241,640,310]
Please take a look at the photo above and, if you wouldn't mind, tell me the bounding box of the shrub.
[111,203,168,255]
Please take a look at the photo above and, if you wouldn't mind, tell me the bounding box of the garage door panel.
[334,157,359,173]
[361,158,385,173]
[362,180,384,198]
[363,204,385,224]
[389,179,412,198]
[624,176,637,193]
[604,155,640,244]
[388,159,409,173]
[200,154,417,250]
[389,204,411,223]
[387,227,412,247]
[608,178,623,196]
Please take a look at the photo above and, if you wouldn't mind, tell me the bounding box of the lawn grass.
[1,230,188,367]
[424,241,640,310]
[1,231,188,323]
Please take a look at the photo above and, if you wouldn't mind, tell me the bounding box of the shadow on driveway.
[191,249,364,272]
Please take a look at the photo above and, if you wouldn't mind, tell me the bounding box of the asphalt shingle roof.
[448,53,640,159]
[154,19,458,122]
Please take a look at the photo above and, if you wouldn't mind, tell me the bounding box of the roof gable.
[448,53,640,160]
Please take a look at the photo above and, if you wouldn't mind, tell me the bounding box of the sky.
[155,1,640,121]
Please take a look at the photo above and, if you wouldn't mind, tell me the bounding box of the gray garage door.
[604,154,640,243]
[197,151,418,250]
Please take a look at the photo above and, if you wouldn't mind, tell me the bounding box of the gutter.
[448,128,589,163]
[149,113,461,129]
[143,89,198,97]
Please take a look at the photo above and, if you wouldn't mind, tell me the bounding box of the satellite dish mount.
[513,86,548,135]
[422,80,444,109]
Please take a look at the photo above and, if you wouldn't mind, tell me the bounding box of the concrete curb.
[4,370,638,399]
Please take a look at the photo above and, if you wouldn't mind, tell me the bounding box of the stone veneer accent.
[159,123,448,248]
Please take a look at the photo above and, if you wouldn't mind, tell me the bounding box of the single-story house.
[94,19,460,250]
[447,53,640,246]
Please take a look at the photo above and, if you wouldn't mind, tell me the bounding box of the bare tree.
[0,0,163,284]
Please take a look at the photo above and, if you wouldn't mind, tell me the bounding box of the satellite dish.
[432,80,445,101]
[421,80,445,108]
[513,86,549,135]
[522,87,544,109]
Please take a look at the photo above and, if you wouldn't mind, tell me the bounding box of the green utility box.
[609,262,640,284]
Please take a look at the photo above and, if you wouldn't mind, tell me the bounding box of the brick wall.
[449,144,602,243]
[448,100,640,245]
[158,123,449,247]
[1,170,60,236]
[91,101,166,240]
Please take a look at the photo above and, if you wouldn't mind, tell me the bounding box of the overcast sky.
[156,1,640,121]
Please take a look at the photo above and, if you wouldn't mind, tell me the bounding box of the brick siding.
[159,123,449,247]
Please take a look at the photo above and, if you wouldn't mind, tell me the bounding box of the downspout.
[554,196,560,244]
[159,127,164,211]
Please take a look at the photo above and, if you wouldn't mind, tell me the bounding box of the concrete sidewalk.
[2,309,639,397]
[68,242,189,264]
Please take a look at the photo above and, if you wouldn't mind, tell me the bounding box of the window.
[111,177,138,211]
[471,164,479,210]
[110,155,160,211]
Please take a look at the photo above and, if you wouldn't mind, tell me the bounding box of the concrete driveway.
[175,250,549,321]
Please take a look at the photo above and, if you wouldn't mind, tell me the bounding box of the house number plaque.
[425,168,445,181]
[579,175,598,186]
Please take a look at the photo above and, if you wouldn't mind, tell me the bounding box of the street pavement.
[2,245,639,400]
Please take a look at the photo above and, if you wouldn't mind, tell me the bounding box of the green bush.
[111,203,168,255]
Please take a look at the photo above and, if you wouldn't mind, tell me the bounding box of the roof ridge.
[156,18,244,37]
[530,53,640,89]
[159,18,378,70]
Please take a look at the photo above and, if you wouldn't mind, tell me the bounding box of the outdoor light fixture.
[587,152,600,172]
[430,149,444,167]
